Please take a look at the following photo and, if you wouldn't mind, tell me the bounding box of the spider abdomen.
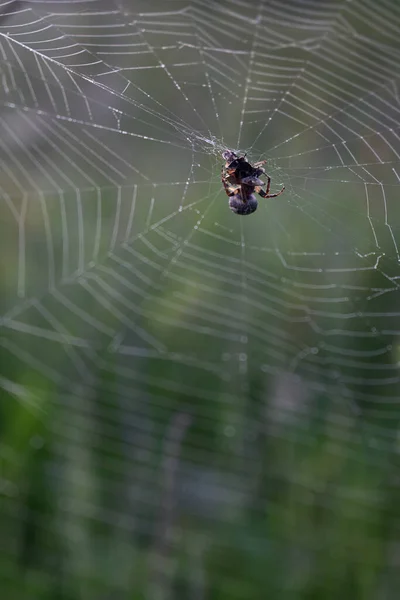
[229,193,258,215]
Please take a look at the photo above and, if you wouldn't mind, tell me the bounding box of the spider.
[221,150,285,215]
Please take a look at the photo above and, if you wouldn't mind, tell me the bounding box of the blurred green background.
[1,1,400,598]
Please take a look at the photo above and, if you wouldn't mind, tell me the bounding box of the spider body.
[221,150,285,215]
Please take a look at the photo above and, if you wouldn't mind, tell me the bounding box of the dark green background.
[1,1,400,598]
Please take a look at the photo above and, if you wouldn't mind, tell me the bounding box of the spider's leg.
[253,175,271,194]
[222,174,238,197]
[253,160,266,168]
[256,184,285,199]
[222,166,238,185]
[265,175,271,195]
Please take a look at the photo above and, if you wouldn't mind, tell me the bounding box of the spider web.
[1,0,400,596]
